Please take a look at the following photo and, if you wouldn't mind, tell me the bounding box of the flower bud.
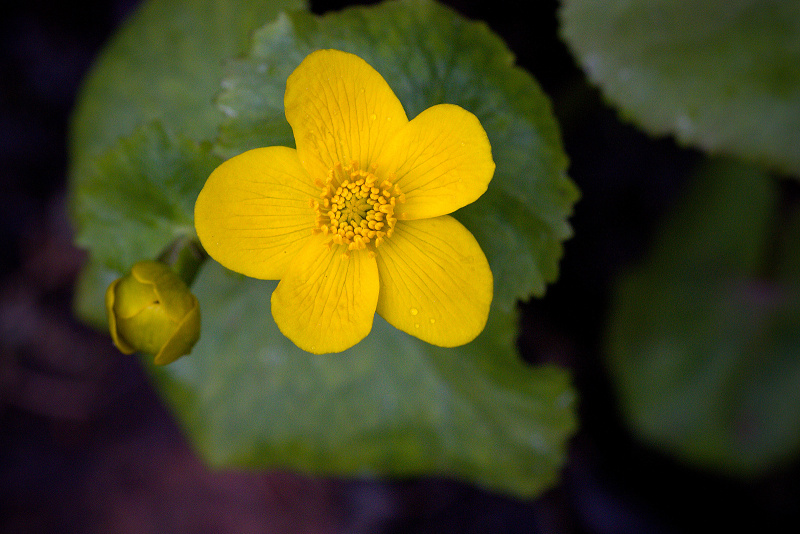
[105,261,200,365]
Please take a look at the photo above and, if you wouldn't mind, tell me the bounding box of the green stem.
[158,236,208,286]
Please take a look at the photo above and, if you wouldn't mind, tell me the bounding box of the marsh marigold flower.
[195,49,494,354]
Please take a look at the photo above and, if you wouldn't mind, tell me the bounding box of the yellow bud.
[105,261,200,365]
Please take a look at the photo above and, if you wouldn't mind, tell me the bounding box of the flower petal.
[194,146,317,280]
[132,261,194,322]
[105,279,135,354]
[375,216,492,347]
[271,234,379,354]
[284,49,408,182]
[375,104,495,220]
[154,297,200,366]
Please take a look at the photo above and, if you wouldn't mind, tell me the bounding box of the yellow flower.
[195,49,494,354]
[106,261,201,365]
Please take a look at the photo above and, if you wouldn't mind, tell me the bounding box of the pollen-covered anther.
[313,162,404,253]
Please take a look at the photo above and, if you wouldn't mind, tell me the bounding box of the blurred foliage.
[607,160,800,475]
[560,0,800,176]
[562,0,800,475]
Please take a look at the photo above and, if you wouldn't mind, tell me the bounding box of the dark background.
[2,0,799,532]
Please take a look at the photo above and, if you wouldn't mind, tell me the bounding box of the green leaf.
[216,0,579,309]
[72,123,220,273]
[149,262,577,497]
[69,0,308,328]
[69,0,307,172]
[606,159,800,475]
[69,0,579,496]
[168,0,576,496]
[560,0,800,176]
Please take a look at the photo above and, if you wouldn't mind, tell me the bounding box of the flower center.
[312,161,404,257]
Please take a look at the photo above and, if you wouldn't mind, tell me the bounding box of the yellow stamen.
[313,161,404,253]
